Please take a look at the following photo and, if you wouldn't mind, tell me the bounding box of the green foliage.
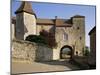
[84,46,90,56]
[25,30,57,48]
[40,30,57,48]
[25,35,47,45]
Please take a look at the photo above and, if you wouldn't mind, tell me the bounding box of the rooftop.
[89,26,96,35]
[12,17,72,27]
[15,1,36,18]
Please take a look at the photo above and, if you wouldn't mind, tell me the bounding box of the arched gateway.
[60,45,73,59]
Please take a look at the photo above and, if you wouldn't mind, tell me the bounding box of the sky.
[11,0,96,47]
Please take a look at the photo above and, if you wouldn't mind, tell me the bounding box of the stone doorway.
[60,45,73,59]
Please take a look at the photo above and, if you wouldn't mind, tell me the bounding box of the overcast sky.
[12,0,96,47]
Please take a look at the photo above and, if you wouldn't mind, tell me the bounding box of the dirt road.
[12,59,80,74]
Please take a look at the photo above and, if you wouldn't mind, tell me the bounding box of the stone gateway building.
[12,1,85,60]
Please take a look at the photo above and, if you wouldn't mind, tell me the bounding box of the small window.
[80,37,82,40]
[76,51,78,56]
[77,27,80,30]
[63,33,68,41]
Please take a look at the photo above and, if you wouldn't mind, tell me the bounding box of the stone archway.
[60,45,73,59]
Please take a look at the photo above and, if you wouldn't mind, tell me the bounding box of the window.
[76,51,78,56]
[80,36,82,40]
[77,27,80,30]
[63,33,68,41]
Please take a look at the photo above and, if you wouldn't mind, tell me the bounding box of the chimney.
[55,16,58,25]
[55,16,58,19]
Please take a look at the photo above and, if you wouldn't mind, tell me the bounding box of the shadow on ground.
[36,59,80,70]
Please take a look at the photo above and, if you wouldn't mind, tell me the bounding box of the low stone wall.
[12,40,37,63]
[72,56,89,69]
[12,39,53,63]
[36,45,53,61]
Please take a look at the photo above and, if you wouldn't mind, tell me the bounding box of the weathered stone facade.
[12,17,16,39]
[36,45,53,61]
[88,26,96,65]
[15,12,36,40]
[15,1,37,40]
[12,39,37,63]
[36,17,85,60]
[12,1,86,60]
[12,39,53,62]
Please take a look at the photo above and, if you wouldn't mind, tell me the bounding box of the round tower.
[15,1,37,40]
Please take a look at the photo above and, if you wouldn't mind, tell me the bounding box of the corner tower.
[15,1,37,40]
[71,15,85,56]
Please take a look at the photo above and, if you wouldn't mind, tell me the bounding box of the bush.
[25,30,57,48]
[40,30,57,48]
[25,35,47,45]
[84,46,90,56]
[84,49,90,56]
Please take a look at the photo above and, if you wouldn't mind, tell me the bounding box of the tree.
[84,46,90,56]
[40,30,57,48]
[25,35,47,45]
[25,30,57,48]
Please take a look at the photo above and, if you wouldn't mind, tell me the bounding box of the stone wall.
[36,45,53,61]
[36,25,54,35]
[12,39,52,63]
[24,12,37,39]
[12,23,15,40]
[52,17,85,59]
[72,17,85,56]
[88,27,96,65]
[15,12,36,40]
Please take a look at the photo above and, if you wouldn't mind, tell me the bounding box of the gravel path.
[12,60,80,74]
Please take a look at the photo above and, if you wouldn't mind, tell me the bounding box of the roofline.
[37,23,54,25]
[37,24,72,27]
[71,15,85,18]
[11,16,72,27]
[15,11,37,19]
[89,26,96,35]
[15,1,37,19]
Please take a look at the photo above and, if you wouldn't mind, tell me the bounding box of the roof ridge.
[15,1,36,16]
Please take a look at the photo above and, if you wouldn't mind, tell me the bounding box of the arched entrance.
[60,45,73,59]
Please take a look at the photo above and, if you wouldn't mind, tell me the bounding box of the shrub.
[25,30,57,48]
[40,30,57,48]
[25,35,47,45]
[84,46,90,56]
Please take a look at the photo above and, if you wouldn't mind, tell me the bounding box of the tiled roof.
[37,18,54,25]
[15,1,36,17]
[72,15,85,18]
[89,26,96,35]
[55,19,72,27]
[11,17,72,27]
[37,18,72,27]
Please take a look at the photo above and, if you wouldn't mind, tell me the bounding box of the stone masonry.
[88,26,96,65]
[12,39,53,63]
[12,1,86,60]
